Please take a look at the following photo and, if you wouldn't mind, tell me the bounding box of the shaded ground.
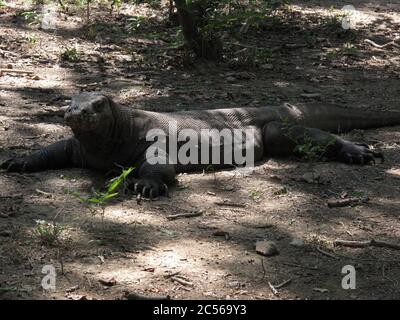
[0,0,400,300]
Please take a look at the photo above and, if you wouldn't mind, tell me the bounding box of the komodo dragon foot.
[128,177,169,200]
[338,141,384,165]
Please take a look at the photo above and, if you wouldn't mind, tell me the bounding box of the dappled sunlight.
[1,0,400,300]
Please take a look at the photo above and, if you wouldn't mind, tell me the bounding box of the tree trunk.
[173,0,222,61]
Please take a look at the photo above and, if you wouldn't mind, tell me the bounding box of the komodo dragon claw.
[339,141,384,165]
[130,178,168,200]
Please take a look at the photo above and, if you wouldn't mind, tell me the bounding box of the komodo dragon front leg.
[263,121,383,164]
[0,138,84,172]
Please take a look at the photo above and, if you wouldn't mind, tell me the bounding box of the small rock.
[290,238,304,247]
[0,213,10,218]
[261,64,273,70]
[66,286,79,293]
[226,76,236,83]
[88,239,104,246]
[255,241,279,257]
[99,278,117,286]
[302,172,320,184]
[213,230,231,240]
[66,294,87,300]
[0,230,12,237]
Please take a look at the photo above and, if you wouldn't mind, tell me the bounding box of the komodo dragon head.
[65,92,114,135]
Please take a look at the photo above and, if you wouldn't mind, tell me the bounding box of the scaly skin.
[1,92,399,198]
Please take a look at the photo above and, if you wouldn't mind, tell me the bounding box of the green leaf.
[102,192,118,200]
[107,167,134,193]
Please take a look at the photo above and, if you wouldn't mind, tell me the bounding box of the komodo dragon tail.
[292,103,400,133]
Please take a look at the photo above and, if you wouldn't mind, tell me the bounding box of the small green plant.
[166,28,185,49]
[349,190,365,198]
[325,48,338,60]
[20,10,41,26]
[255,48,273,64]
[33,220,64,246]
[72,167,134,218]
[249,189,261,201]
[61,47,81,62]
[110,0,122,12]
[293,135,335,162]
[342,42,358,55]
[322,6,346,32]
[127,15,146,32]
[0,0,6,8]
[273,187,288,196]
[282,121,336,162]
[27,34,38,46]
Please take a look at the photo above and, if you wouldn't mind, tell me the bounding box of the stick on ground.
[214,201,246,208]
[316,246,338,259]
[268,281,278,295]
[327,197,369,208]
[274,278,292,289]
[166,211,203,220]
[0,69,34,75]
[364,39,400,49]
[334,239,400,250]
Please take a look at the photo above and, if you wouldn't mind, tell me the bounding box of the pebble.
[255,241,279,256]
[290,238,304,247]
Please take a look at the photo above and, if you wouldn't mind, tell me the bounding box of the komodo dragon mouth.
[64,92,112,133]
[64,110,102,132]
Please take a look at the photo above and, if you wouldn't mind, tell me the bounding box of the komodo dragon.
[1,92,399,198]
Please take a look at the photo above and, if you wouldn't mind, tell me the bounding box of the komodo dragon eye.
[91,97,107,113]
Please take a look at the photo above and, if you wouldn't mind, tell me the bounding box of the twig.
[163,271,181,278]
[0,69,34,75]
[124,292,171,300]
[327,197,369,208]
[316,246,338,259]
[166,211,203,220]
[334,239,400,250]
[274,278,292,289]
[261,259,266,278]
[364,39,400,49]
[267,281,278,295]
[171,276,193,287]
[214,201,246,208]
[36,188,52,198]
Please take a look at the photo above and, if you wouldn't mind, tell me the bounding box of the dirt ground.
[1,0,400,300]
